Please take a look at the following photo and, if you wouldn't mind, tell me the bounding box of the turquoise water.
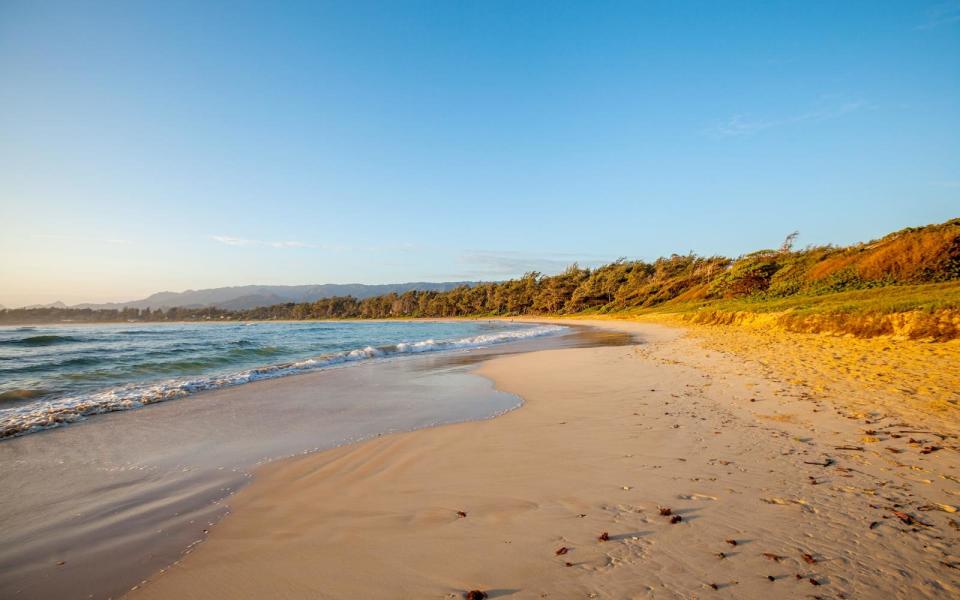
[0,320,563,438]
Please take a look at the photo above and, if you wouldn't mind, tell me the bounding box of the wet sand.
[0,324,620,600]
[129,319,960,599]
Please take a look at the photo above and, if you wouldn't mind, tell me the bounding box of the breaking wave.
[0,324,564,439]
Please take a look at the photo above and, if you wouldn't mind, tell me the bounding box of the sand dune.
[129,320,960,599]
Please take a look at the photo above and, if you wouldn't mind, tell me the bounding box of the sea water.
[0,320,563,438]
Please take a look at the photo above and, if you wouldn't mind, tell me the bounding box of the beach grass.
[618,281,960,316]
[592,282,960,341]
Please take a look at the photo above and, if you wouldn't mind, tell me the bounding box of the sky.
[1,1,958,307]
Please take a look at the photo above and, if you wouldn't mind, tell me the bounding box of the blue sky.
[1,1,958,306]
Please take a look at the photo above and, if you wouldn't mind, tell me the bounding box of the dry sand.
[129,319,960,599]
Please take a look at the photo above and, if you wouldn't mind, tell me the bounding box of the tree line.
[0,256,729,323]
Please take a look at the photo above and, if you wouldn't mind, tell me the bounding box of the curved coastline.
[127,318,960,600]
[124,319,672,599]
[0,320,622,600]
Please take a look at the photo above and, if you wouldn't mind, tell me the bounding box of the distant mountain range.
[19,301,67,309]
[34,282,483,311]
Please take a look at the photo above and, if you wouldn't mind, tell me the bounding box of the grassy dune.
[598,283,960,417]
[616,282,960,341]
[591,219,960,341]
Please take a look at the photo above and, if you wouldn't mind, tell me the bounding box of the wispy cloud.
[211,235,314,248]
[713,115,775,137]
[33,234,131,245]
[457,251,610,278]
[915,1,960,30]
[712,98,867,138]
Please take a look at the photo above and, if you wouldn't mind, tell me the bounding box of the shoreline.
[0,320,574,441]
[129,318,960,599]
[0,321,626,600]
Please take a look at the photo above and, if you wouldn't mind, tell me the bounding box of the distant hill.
[20,301,68,309]
[71,282,482,310]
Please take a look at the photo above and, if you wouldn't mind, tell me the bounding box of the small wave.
[1,334,82,347]
[116,329,179,335]
[60,346,287,381]
[0,389,49,406]
[226,345,284,359]
[0,324,565,439]
[0,356,102,375]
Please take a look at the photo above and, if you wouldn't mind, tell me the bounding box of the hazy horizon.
[3,2,958,307]
[3,280,489,309]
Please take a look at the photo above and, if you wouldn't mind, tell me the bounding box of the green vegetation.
[635,282,960,341]
[3,218,959,339]
[617,281,960,318]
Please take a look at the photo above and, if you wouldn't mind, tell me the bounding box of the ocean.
[0,320,564,439]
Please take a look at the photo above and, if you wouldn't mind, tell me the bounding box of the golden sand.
[642,313,960,427]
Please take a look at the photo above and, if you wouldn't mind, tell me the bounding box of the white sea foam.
[0,324,564,439]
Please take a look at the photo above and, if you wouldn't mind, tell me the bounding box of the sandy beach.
[5,4,957,598]
[0,322,627,599]
[128,319,960,599]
